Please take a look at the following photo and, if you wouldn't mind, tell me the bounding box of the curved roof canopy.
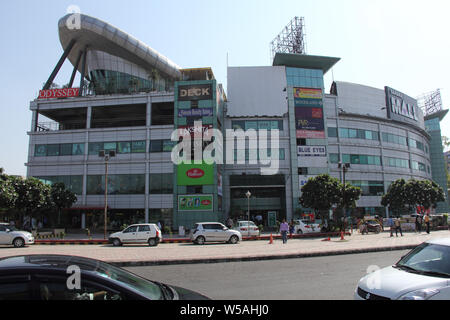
[58,13,182,80]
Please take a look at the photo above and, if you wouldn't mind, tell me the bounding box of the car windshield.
[395,243,450,278]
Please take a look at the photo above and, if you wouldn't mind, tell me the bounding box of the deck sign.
[178,84,213,101]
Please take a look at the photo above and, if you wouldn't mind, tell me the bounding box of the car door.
[0,225,12,245]
[202,224,217,242]
[136,225,151,243]
[120,226,138,243]
[212,223,228,241]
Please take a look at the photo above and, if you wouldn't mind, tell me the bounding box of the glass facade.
[90,70,174,95]
[233,149,286,161]
[88,141,146,155]
[86,174,145,195]
[411,161,426,172]
[36,176,83,195]
[231,120,283,131]
[342,154,382,166]
[149,174,173,194]
[149,140,176,153]
[286,67,324,88]
[348,181,384,196]
[381,132,408,146]
[385,157,410,169]
[338,128,379,141]
[35,143,85,157]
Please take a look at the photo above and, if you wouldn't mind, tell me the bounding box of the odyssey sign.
[385,86,419,122]
[38,88,80,99]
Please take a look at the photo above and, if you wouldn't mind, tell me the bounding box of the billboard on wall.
[177,163,214,186]
[178,84,213,101]
[385,86,419,126]
[178,194,213,211]
[38,88,80,99]
[295,107,324,131]
[294,88,323,107]
[297,146,327,157]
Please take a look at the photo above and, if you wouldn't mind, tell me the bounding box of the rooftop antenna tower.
[270,17,307,62]
[417,89,443,117]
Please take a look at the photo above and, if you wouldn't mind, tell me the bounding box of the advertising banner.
[294,88,323,107]
[296,130,326,139]
[177,124,213,137]
[295,107,324,131]
[178,84,213,101]
[178,108,213,117]
[297,146,327,157]
[177,163,214,186]
[178,194,213,211]
[38,88,80,99]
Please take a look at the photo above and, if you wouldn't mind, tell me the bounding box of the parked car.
[293,219,321,234]
[0,223,34,248]
[0,254,210,300]
[355,238,450,300]
[190,222,242,245]
[108,224,162,247]
[233,221,260,237]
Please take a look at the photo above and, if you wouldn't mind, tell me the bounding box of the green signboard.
[178,194,214,211]
[177,163,214,186]
[268,211,277,227]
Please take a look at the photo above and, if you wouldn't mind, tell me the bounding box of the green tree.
[0,168,18,209]
[339,183,363,215]
[50,182,77,226]
[299,174,342,226]
[381,179,409,217]
[404,179,445,215]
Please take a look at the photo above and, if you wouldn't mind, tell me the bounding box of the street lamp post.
[338,162,350,231]
[246,190,251,237]
[99,150,116,239]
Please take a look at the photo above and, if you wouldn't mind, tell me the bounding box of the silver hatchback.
[190,222,242,245]
[0,223,35,247]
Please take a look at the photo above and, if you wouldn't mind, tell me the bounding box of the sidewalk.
[1,230,448,267]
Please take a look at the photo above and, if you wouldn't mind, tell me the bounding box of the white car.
[355,238,450,300]
[293,219,321,234]
[234,221,260,237]
[0,223,34,248]
[191,222,242,245]
[109,224,162,247]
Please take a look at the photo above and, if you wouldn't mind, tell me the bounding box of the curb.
[111,244,419,267]
[34,232,351,245]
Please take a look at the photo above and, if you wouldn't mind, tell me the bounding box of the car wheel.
[229,235,239,244]
[148,238,158,247]
[297,229,303,235]
[196,236,205,245]
[13,238,25,248]
[112,238,122,247]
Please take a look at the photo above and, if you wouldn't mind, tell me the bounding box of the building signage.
[178,108,213,117]
[178,84,213,101]
[38,88,80,99]
[178,194,213,211]
[177,163,214,186]
[177,124,213,137]
[296,130,326,139]
[299,175,315,188]
[297,146,327,157]
[295,107,324,131]
[385,86,419,123]
[294,88,323,107]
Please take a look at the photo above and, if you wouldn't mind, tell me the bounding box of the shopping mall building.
[26,14,449,231]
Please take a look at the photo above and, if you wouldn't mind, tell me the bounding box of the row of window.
[231,120,284,131]
[34,140,179,157]
[329,128,428,153]
[330,154,429,172]
[233,149,286,161]
[37,174,174,195]
[347,181,385,196]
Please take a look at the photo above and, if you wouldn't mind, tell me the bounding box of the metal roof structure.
[272,52,340,75]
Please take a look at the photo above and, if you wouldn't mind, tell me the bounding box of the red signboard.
[38,88,80,99]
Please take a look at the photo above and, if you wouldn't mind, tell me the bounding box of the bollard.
[268,233,273,244]
[340,231,345,241]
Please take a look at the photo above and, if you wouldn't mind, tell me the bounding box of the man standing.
[394,218,403,237]
[279,219,289,244]
[415,215,422,233]
[424,213,431,234]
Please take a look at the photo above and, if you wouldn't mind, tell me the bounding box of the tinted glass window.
[72,143,85,155]
[60,144,73,156]
[138,225,150,232]
[0,282,31,300]
[123,226,138,233]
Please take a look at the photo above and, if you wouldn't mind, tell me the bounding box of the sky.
[1,0,450,176]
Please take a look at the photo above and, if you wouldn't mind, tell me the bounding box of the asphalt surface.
[125,250,411,300]
[0,230,448,266]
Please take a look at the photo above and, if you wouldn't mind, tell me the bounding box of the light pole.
[99,150,115,239]
[338,161,350,231]
[246,190,251,237]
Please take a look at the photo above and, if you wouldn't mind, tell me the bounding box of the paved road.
[125,250,410,300]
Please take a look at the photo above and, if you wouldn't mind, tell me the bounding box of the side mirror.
[5,229,11,233]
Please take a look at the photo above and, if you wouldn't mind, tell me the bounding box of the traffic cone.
[268,233,273,244]
[340,231,345,241]
[322,237,331,241]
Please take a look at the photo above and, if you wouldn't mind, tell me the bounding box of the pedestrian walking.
[415,215,422,233]
[280,219,289,244]
[424,213,431,234]
[394,218,403,237]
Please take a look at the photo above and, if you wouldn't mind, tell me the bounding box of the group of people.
[414,213,431,234]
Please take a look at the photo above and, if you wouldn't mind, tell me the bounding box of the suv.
[0,223,35,248]
[108,224,162,247]
[190,222,242,245]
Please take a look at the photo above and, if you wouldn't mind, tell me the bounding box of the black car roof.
[0,255,108,272]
